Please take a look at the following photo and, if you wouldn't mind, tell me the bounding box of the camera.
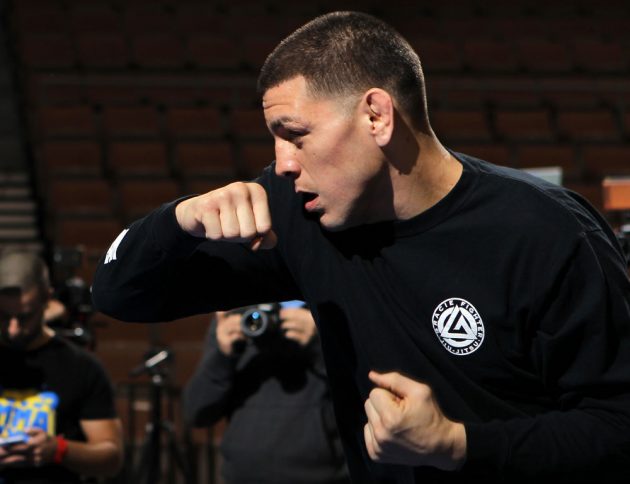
[240,303,281,338]
[50,247,94,348]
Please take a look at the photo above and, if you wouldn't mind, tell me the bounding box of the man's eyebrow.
[269,116,302,132]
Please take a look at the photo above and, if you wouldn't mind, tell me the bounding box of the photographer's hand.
[215,312,247,356]
[44,299,68,325]
[279,307,317,346]
[175,182,277,251]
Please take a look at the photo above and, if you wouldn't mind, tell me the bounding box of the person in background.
[183,301,350,484]
[0,250,123,483]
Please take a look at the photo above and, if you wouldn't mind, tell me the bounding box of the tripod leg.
[163,422,193,484]
[133,424,162,484]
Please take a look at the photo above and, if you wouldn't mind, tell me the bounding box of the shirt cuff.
[149,197,205,256]
[461,421,508,477]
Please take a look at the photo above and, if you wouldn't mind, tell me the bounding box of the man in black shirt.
[92,11,630,484]
[0,251,123,483]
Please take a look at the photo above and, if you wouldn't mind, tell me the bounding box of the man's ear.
[362,89,394,147]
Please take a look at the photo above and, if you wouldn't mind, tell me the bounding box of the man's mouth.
[301,192,319,212]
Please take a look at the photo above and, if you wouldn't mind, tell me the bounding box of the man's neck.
[25,326,55,351]
[389,136,463,221]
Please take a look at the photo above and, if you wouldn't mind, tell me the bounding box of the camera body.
[51,247,94,348]
[240,303,282,338]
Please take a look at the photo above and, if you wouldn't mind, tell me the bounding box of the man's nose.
[274,141,301,178]
[7,317,20,338]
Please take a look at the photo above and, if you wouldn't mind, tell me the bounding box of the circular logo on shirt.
[432,298,485,355]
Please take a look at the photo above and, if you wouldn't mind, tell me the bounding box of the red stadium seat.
[35,105,96,138]
[47,178,113,216]
[38,140,103,176]
[583,146,630,178]
[516,145,578,178]
[166,108,224,139]
[495,109,554,142]
[240,141,275,177]
[186,34,242,70]
[174,141,236,178]
[450,144,512,167]
[431,110,492,142]
[18,33,75,68]
[516,40,573,73]
[573,39,628,73]
[54,217,123,253]
[557,110,620,142]
[131,33,185,69]
[69,4,120,33]
[462,40,518,73]
[108,141,170,177]
[102,107,161,138]
[229,108,269,139]
[116,178,181,220]
[408,39,463,74]
[76,33,130,69]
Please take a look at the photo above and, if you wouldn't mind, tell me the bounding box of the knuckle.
[220,225,241,239]
[380,414,395,431]
[256,219,272,233]
[204,227,223,241]
[415,384,433,402]
[212,189,232,206]
[380,410,400,431]
[373,425,390,445]
[227,182,251,200]
[240,226,258,239]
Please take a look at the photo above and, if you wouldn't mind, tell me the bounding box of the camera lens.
[241,308,270,337]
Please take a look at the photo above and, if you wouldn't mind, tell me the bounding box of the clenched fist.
[175,182,277,250]
[364,371,466,471]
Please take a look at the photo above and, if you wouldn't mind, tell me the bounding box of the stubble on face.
[264,77,395,232]
[0,287,47,350]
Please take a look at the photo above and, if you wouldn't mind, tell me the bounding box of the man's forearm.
[62,439,123,477]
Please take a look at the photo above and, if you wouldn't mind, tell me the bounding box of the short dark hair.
[0,250,50,297]
[257,11,429,130]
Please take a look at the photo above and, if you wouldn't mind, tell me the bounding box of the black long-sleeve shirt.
[93,152,630,483]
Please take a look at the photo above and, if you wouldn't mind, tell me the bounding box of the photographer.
[183,301,350,484]
[0,251,123,483]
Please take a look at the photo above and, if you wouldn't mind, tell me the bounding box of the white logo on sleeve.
[432,298,485,355]
[104,229,129,264]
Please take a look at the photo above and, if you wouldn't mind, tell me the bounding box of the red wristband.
[53,436,68,464]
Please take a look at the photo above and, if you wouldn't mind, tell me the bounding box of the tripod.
[130,349,193,484]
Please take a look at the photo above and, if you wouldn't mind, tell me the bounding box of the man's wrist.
[53,436,68,465]
[447,422,467,470]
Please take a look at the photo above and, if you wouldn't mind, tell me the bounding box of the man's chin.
[319,216,347,232]
[319,212,364,233]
